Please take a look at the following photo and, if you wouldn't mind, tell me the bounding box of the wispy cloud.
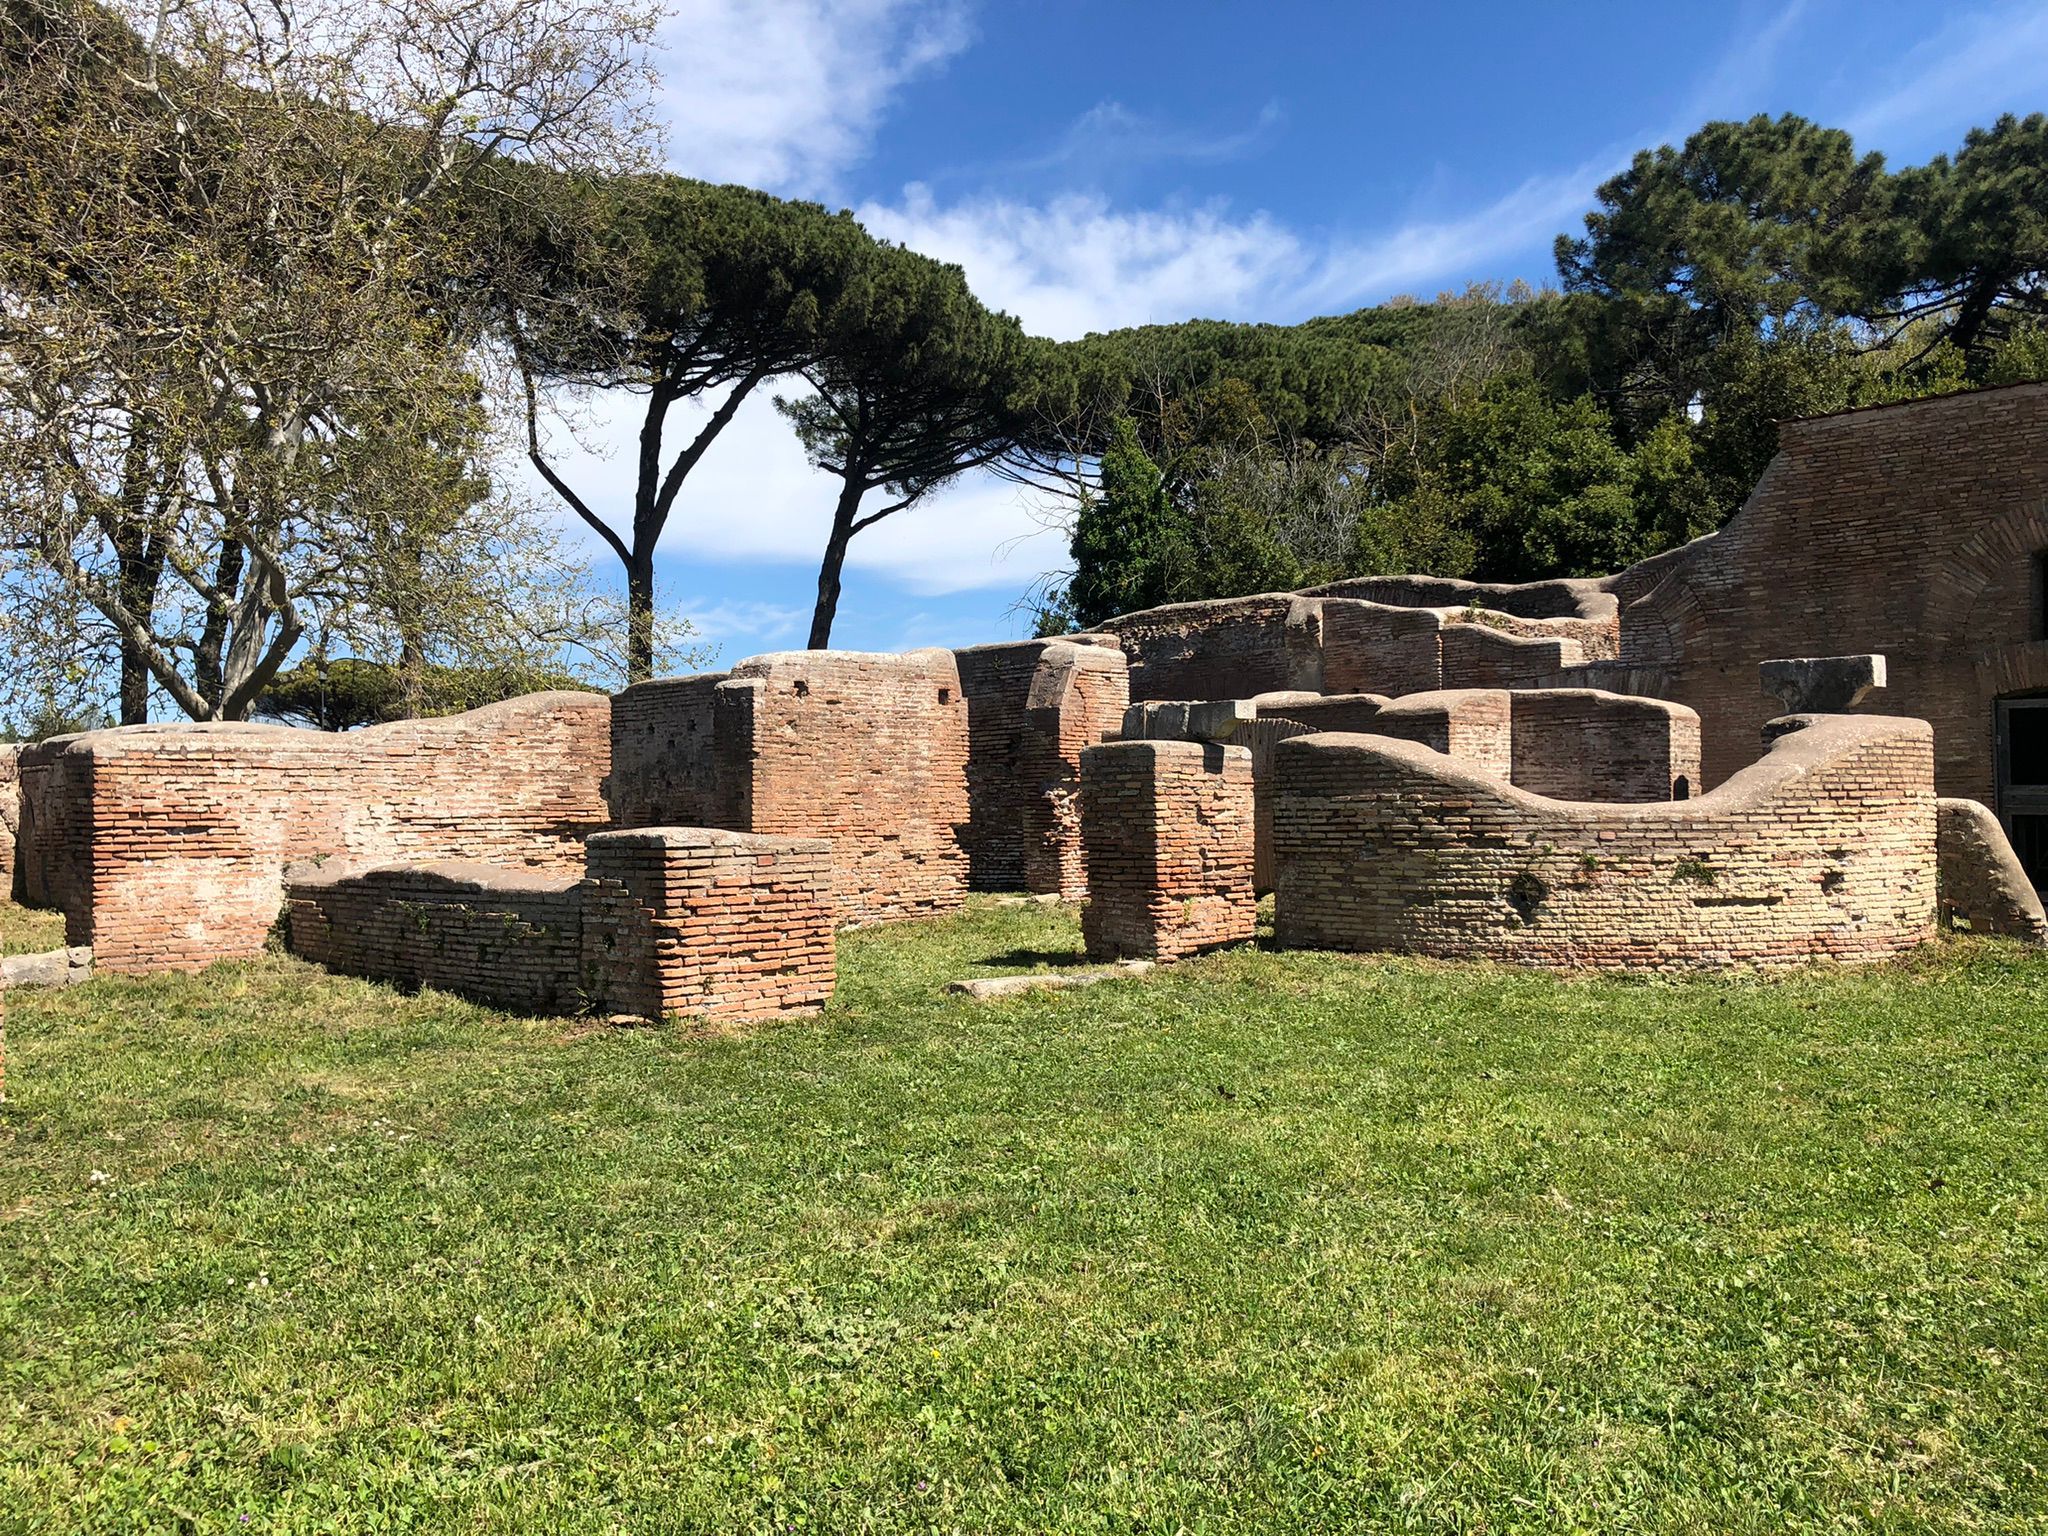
[1842,2,2048,146]
[859,184,1309,336]
[657,0,973,195]
[674,596,810,656]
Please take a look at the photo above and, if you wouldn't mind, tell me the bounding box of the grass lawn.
[2,899,68,956]
[5,899,2048,1533]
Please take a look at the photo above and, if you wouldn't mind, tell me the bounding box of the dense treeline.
[1038,111,2048,628]
[2,0,2043,729]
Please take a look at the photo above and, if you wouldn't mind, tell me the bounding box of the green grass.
[1,899,68,956]
[5,900,2048,1533]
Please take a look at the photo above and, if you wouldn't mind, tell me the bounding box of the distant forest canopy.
[2,0,2044,733]
[1037,110,2048,629]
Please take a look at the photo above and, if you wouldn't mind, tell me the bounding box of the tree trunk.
[113,530,164,725]
[807,479,864,650]
[627,544,657,683]
[194,537,245,712]
[1949,270,2004,368]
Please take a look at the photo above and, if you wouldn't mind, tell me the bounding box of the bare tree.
[0,0,661,720]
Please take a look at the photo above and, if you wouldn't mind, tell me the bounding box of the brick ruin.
[1079,739,1255,961]
[4,383,2048,1000]
[286,828,836,1023]
[1270,714,1938,971]
[13,693,610,972]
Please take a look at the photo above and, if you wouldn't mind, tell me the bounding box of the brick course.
[954,638,1129,897]
[286,828,835,1023]
[1080,739,1256,961]
[1271,714,1937,970]
[19,692,610,972]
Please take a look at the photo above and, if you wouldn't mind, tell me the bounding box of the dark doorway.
[1995,697,2048,891]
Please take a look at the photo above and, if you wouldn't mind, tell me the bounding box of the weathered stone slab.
[947,960,1153,999]
[0,945,93,989]
[1760,654,1887,715]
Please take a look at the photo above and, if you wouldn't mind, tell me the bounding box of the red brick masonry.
[17,693,611,973]
[609,650,970,924]
[286,828,835,1023]
[1272,714,1938,971]
[1081,739,1256,961]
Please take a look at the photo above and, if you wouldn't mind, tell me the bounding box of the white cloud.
[657,0,972,194]
[1843,2,2048,146]
[520,385,1067,598]
[858,184,1310,338]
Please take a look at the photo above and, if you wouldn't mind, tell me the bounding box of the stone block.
[1760,654,1888,715]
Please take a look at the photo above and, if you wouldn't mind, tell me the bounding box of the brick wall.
[581,829,835,1021]
[1508,691,1702,803]
[606,673,734,827]
[1271,714,1937,970]
[285,861,587,1011]
[1080,739,1256,961]
[286,828,835,1023]
[1305,573,1614,625]
[954,637,1129,897]
[1934,797,2048,941]
[1102,594,1315,701]
[1606,383,2048,797]
[1318,600,1444,695]
[1439,623,1585,690]
[23,692,611,972]
[722,650,970,924]
[1368,691,1515,778]
[13,740,91,914]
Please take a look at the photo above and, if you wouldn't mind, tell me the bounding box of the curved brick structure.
[1271,714,1937,970]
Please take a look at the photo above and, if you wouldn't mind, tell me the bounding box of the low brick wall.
[19,694,611,972]
[1080,739,1255,961]
[1440,623,1584,690]
[1508,691,1703,803]
[609,650,971,925]
[1935,798,2048,941]
[1271,714,1937,970]
[285,861,586,1012]
[582,828,835,1022]
[286,828,835,1023]
[1103,594,1315,701]
[1318,600,1443,696]
[955,638,1129,898]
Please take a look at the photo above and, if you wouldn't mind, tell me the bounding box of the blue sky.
[525,0,2048,669]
